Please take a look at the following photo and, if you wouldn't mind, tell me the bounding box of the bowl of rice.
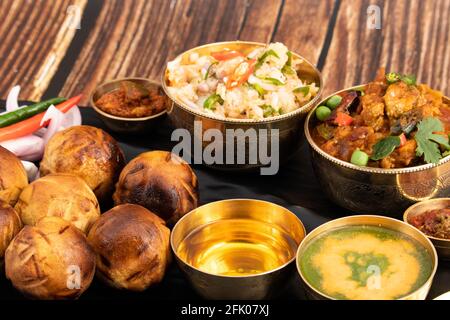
[162,41,322,171]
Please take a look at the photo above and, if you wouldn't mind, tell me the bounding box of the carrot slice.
[0,95,82,142]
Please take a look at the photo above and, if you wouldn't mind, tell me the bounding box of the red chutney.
[409,208,450,239]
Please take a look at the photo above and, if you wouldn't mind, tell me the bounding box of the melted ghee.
[177,218,297,276]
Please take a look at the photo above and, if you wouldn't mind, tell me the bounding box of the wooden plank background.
[0,0,448,105]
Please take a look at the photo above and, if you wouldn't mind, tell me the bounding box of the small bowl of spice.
[91,77,168,134]
[404,198,450,260]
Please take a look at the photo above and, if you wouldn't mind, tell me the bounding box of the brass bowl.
[162,41,323,170]
[305,85,450,216]
[403,198,450,260]
[170,199,306,299]
[296,215,438,300]
[90,77,167,134]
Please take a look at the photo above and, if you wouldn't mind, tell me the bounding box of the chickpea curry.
[312,68,450,168]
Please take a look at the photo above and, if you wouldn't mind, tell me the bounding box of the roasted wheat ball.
[14,174,100,234]
[40,125,125,202]
[0,201,22,266]
[0,146,28,206]
[5,217,96,299]
[87,204,171,291]
[113,151,198,225]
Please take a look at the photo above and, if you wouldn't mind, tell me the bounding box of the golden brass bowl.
[305,85,450,216]
[296,215,438,300]
[162,41,323,170]
[403,198,450,260]
[90,77,167,134]
[171,199,306,299]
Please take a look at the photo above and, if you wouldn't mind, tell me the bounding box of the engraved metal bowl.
[90,77,167,134]
[296,215,438,300]
[162,41,322,170]
[305,85,450,216]
[171,199,306,299]
[403,198,450,260]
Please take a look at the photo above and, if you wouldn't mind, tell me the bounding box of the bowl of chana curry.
[305,68,450,216]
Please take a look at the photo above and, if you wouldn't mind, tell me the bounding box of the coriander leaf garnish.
[415,117,449,164]
[371,136,401,160]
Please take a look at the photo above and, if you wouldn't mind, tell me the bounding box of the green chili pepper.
[263,77,284,86]
[0,97,66,128]
[255,49,280,69]
[203,93,224,110]
[249,83,266,97]
[293,86,310,96]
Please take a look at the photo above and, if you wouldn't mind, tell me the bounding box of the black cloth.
[0,106,448,300]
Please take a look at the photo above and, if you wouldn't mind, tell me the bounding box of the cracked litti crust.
[0,201,22,260]
[87,204,171,291]
[5,217,96,300]
[40,125,125,203]
[14,174,100,234]
[0,146,28,207]
[113,151,198,225]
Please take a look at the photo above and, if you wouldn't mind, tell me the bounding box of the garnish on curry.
[312,68,450,168]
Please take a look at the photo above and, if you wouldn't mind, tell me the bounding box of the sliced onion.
[60,105,82,129]
[5,85,21,112]
[0,135,45,161]
[41,105,65,143]
[21,161,39,182]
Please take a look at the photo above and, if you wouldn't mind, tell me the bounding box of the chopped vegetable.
[386,72,401,84]
[415,117,450,164]
[262,104,277,118]
[255,49,279,69]
[249,83,266,97]
[0,97,65,128]
[316,123,334,140]
[211,50,244,61]
[371,136,401,160]
[204,61,218,80]
[0,95,81,142]
[281,51,295,75]
[262,77,285,86]
[351,149,369,166]
[326,95,343,109]
[226,59,256,90]
[386,72,417,85]
[399,133,407,147]
[293,86,310,96]
[334,112,353,126]
[203,93,224,110]
[316,106,331,121]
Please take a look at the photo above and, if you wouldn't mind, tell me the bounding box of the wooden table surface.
[0,0,449,105]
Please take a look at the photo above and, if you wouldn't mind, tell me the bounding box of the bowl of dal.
[296,215,438,300]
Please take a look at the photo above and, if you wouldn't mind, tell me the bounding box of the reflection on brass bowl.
[404,198,450,260]
[171,199,305,299]
[305,86,450,216]
[296,215,438,300]
[90,77,167,134]
[162,41,322,170]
